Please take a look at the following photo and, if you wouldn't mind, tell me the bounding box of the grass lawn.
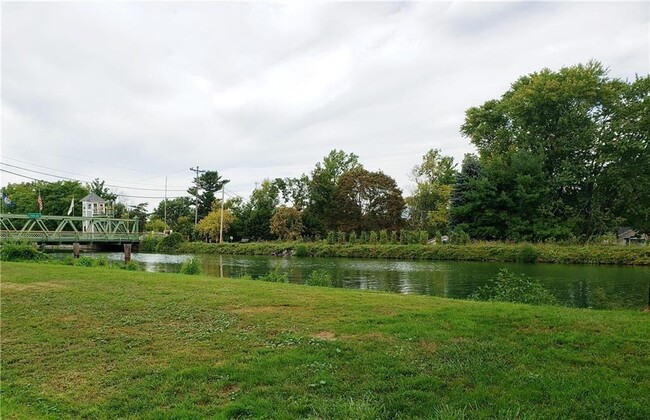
[2,262,649,418]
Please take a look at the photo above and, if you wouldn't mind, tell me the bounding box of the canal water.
[65,252,650,310]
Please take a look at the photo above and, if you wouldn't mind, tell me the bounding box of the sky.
[1,1,648,211]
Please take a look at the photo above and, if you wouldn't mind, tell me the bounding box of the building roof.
[80,193,106,203]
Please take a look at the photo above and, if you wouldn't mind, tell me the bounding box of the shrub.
[260,267,287,283]
[326,231,336,245]
[450,229,470,245]
[124,260,141,271]
[369,231,378,245]
[306,269,333,287]
[470,269,557,305]
[518,244,539,263]
[419,231,429,245]
[140,234,161,253]
[180,257,201,275]
[337,231,346,244]
[390,231,398,245]
[0,242,48,262]
[75,256,95,267]
[157,232,185,253]
[360,231,368,244]
[93,256,109,267]
[399,229,408,245]
[348,231,358,245]
[379,230,389,245]
[294,243,309,257]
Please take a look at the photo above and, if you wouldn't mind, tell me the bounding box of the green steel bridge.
[0,213,140,244]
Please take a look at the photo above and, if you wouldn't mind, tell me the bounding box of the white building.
[80,193,106,232]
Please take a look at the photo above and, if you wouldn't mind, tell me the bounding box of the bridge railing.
[0,213,140,244]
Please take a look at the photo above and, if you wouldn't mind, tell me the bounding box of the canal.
[65,252,650,310]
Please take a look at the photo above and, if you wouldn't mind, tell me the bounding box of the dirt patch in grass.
[311,331,336,341]
[1,282,66,292]
[418,340,438,354]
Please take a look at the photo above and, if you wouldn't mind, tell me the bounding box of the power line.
[1,155,189,189]
[0,161,188,192]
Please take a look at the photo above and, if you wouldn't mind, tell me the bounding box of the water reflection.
[61,252,650,310]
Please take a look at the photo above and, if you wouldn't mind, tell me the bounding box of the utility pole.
[219,180,230,243]
[190,166,205,225]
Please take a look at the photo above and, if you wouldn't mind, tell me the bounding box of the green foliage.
[390,230,398,245]
[470,269,558,305]
[123,260,141,271]
[144,218,169,233]
[140,234,162,253]
[260,267,288,283]
[399,229,408,245]
[180,258,202,275]
[270,206,303,241]
[332,167,405,233]
[518,244,539,263]
[457,62,650,240]
[348,231,358,244]
[294,243,309,257]
[326,231,336,245]
[306,269,334,287]
[178,241,650,265]
[379,230,388,245]
[2,180,89,218]
[360,231,369,244]
[187,170,229,221]
[337,231,346,244]
[93,256,109,267]
[369,231,378,245]
[75,256,95,267]
[157,232,185,253]
[0,242,48,262]
[450,229,470,245]
[419,230,429,245]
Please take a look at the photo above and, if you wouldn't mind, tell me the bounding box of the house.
[80,193,106,233]
[617,227,648,245]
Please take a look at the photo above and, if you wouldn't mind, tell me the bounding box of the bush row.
[176,241,650,265]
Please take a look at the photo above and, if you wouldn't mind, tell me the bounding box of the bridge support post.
[124,243,132,264]
[73,243,80,259]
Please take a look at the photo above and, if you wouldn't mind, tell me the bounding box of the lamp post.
[219,180,230,244]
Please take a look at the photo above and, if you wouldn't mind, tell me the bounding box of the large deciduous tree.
[333,168,405,232]
[270,206,304,241]
[308,150,362,232]
[457,61,650,240]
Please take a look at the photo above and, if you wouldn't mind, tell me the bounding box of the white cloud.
[1,1,648,209]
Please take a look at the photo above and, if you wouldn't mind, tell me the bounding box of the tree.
[459,61,650,240]
[151,197,194,232]
[270,206,304,241]
[187,170,229,221]
[333,168,405,232]
[232,180,279,241]
[2,180,89,217]
[195,206,234,242]
[144,218,170,233]
[308,150,362,231]
[406,149,457,234]
[88,178,118,202]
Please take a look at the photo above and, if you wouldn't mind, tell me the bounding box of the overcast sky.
[2,1,648,210]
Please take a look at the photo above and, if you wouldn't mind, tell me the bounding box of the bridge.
[0,213,140,244]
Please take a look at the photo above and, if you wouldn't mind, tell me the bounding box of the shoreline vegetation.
[170,241,650,266]
[2,262,649,418]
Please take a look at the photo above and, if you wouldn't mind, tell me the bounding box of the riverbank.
[2,262,649,418]
[176,241,650,265]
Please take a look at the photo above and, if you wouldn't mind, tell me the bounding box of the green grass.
[2,262,649,418]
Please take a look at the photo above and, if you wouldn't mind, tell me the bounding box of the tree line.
[2,61,648,243]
